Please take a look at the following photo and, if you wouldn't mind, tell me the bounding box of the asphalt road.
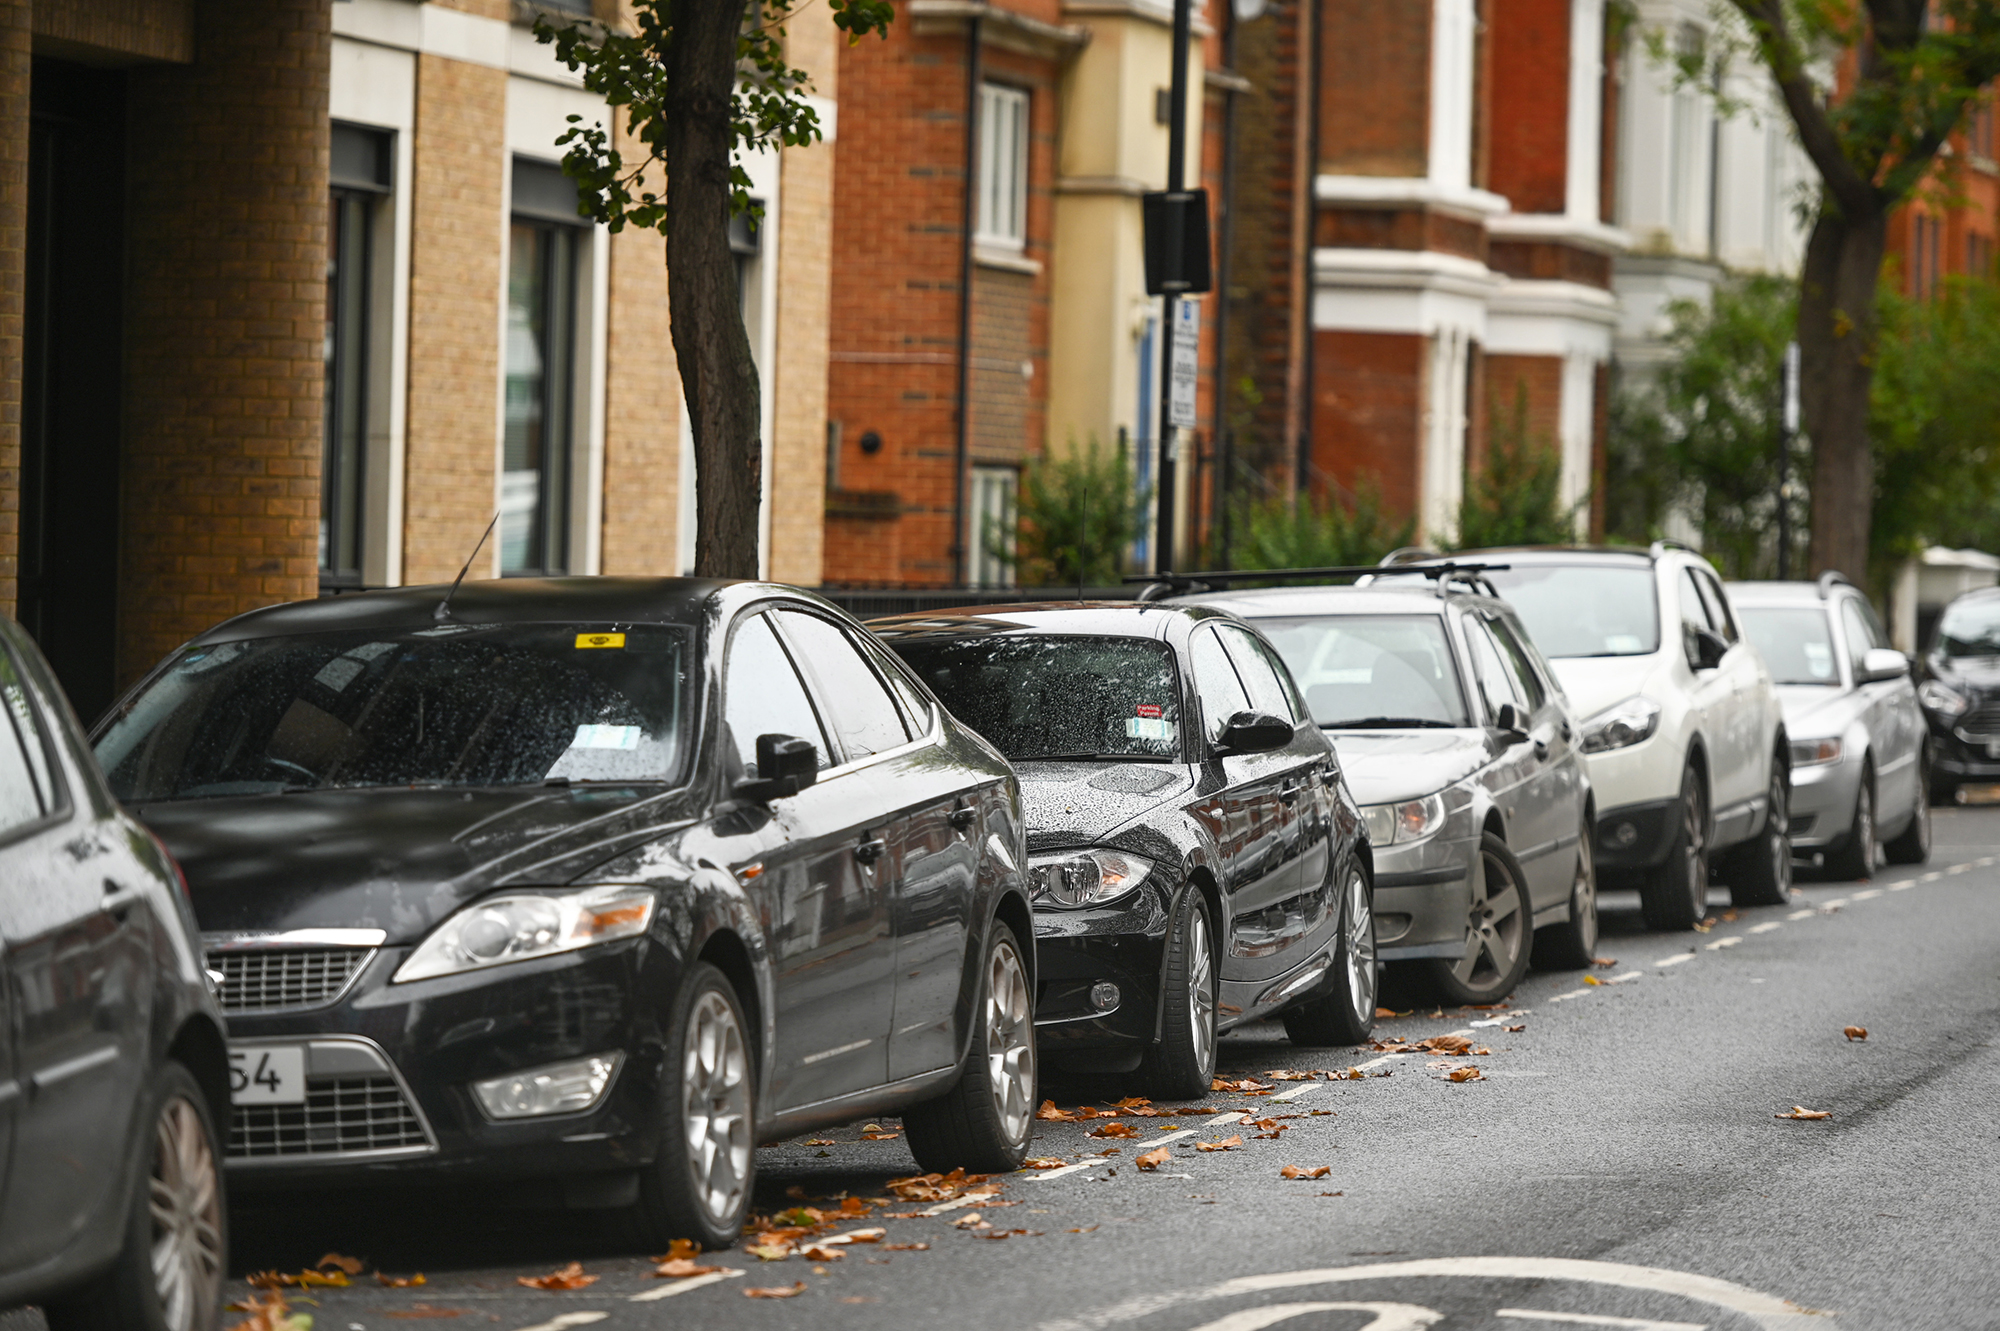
[21,808,2000,1331]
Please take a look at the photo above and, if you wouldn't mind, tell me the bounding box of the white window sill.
[974,243,1041,276]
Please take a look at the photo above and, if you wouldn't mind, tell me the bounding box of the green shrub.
[986,437,1150,587]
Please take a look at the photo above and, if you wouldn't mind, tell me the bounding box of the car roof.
[182,576,758,646]
[1725,580,1840,607]
[1454,545,1655,567]
[866,600,1236,644]
[1175,585,1466,618]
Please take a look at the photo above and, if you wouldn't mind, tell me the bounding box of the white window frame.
[977,83,1030,250]
[971,465,1019,588]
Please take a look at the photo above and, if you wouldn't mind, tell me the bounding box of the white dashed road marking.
[512,1314,609,1331]
[628,1269,744,1302]
[1547,989,1593,1003]
[1850,888,1882,900]
[1271,1083,1319,1103]
[1704,937,1741,950]
[1654,954,1694,967]
[1496,1312,1706,1330]
[1786,909,1815,920]
[1026,1161,1096,1183]
[1748,922,1781,934]
[1204,1110,1251,1126]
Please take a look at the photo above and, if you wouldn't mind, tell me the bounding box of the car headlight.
[1789,737,1843,767]
[1580,696,1663,754]
[1360,792,1447,846]
[1028,849,1152,909]
[393,886,656,983]
[1919,679,1970,719]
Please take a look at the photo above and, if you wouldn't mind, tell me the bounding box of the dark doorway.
[23,59,126,723]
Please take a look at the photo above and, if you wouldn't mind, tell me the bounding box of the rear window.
[1937,597,2000,659]
[1483,564,1661,658]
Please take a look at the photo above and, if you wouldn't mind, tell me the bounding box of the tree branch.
[1727,0,1880,217]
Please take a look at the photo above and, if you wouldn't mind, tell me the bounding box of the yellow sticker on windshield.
[575,632,626,649]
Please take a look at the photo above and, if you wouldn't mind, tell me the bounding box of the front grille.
[209,948,373,1013]
[230,1075,431,1159]
[1955,703,2000,742]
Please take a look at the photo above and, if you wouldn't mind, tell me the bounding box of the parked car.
[1469,544,1791,928]
[91,578,1036,1250]
[1916,585,2000,805]
[1730,575,1929,876]
[1181,569,1597,1003]
[0,616,229,1331]
[872,602,1375,1098]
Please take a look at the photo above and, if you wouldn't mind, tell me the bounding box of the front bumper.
[1930,713,2000,784]
[1370,833,1476,961]
[1785,753,1864,850]
[1592,798,1680,871]
[221,937,671,1192]
[1030,887,1172,1050]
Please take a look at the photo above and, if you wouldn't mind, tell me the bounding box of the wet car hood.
[133,786,680,942]
[1545,654,1661,721]
[1929,654,2000,691]
[1775,685,1858,738]
[1014,761,1194,850]
[1327,729,1488,806]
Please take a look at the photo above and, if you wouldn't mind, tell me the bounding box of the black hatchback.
[0,615,230,1331]
[873,603,1377,1098]
[92,578,1036,1249]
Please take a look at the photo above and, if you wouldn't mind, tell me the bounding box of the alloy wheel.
[1343,869,1377,1026]
[1455,848,1525,987]
[1855,781,1876,873]
[1766,771,1792,896]
[149,1094,223,1331]
[1682,777,1709,919]
[1187,906,1216,1080]
[682,989,752,1227]
[983,936,1036,1146]
[1572,835,1599,957]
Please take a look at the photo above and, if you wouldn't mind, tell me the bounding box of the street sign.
[1169,298,1200,430]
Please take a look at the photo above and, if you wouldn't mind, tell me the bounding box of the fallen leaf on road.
[1035,1100,1075,1122]
[1336,1067,1365,1080]
[1210,1077,1272,1093]
[1022,1158,1067,1169]
[517,1262,597,1291]
[225,1290,312,1331]
[249,1269,349,1289]
[1195,1135,1243,1152]
[1505,1024,1526,1032]
[316,1253,365,1275]
[747,1244,794,1262]
[1418,1035,1473,1054]
[1777,1106,1830,1120]
[1265,1069,1316,1080]
[380,1305,463,1320]
[798,1245,844,1262]
[744,1282,808,1299]
[821,1228,885,1245]
[1279,1164,1331,1179]
[1693,917,1716,932]
[881,1242,930,1251]
[1844,1026,1868,1041]
[805,1138,835,1146]
[660,1239,702,1262]
[951,1212,987,1228]
[1088,1121,1139,1138]
[1582,975,1603,985]
[1446,1066,1483,1082]
[1111,1096,1154,1110]
[1309,1109,1335,1117]
[376,1272,426,1288]
[1319,1191,1345,1197]
[1135,1146,1172,1170]
[655,1258,726,1278]
[1374,1007,1401,1018]
[1068,1226,1099,1233]
[861,1131,901,1140]
[1720,910,1740,922]
[1592,957,1618,968]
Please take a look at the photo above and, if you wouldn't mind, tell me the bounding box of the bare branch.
[1727,0,1880,216]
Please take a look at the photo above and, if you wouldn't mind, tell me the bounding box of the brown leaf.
[1135,1146,1172,1171]
[797,1245,844,1262]
[861,1131,901,1141]
[1110,1096,1154,1110]
[804,1138,835,1146]
[315,1253,365,1276]
[516,1262,597,1291]
[1777,1105,1831,1120]
[1087,1121,1139,1138]
[224,1289,312,1331]
[746,1243,794,1262]
[375,1272,427,1288]
[1418,1035,1472,1055]
[744,1281,809,1299]
[1035,1100,1075,1122]
[880,1242,930,1251]
[1844,1026,1868,1041]
[1592,957,1618,968]
[248,1269,349,1290]
[1264,1069,1316,1081]
[1195,1135,1243,1152]
[1582,974,1604,985]
[821,1228,886,1245]
[654,1258,726,1278]
[1279,1164,1332,1179]
[1022,1157,1068,1169]
[1336,1067,1366,1080]
[1446,1066,1483,1083]
[659,1239,703,1263]
[1374,1006,1399,1018]
[1309,1109,1335,1117]
[1209,1077,1272,1093]
[1505,1024,1526,1032]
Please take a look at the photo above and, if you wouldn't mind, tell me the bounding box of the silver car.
[1183,575,1597,1005]
[1730,575,1930,877]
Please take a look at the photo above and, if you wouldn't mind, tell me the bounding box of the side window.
[1189,628,1251,742]
[1695,571,1739,643]
[1484,615,1548,710]
[1217,625,1296,723]
[855,631,936,737]
[772,609,911,762]
[1678,568,1715,661]
[723,613,832,774]
[1840,599,1876,678]
[1464,618,1523,722]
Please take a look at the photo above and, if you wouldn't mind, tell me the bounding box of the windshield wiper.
[1323,717,1457,730]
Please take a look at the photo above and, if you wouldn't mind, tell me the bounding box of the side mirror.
[1689,627,1729,671]
[735,733,819,803]
[1216,710,1293,755]
[1493,702,1530,743]
[1860,647,1910,683]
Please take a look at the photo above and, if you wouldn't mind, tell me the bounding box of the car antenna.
[435,512,500,622]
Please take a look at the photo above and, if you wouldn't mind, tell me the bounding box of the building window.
[1912,213,1942,298]
[1972,232,1993,280]
[971,465,1018,588]
[1667,25,1710,251]
[504,159,585,576]
[1971,98,1996,162]
[323,123,391,590]
[977,83,1029,249]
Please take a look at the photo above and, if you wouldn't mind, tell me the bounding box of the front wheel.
[1824,767,1877,881]
[43,1061,226,1331]
[1728,764,1793,907]
[1140,890,1218,1100]
[1640,765,1709,931]
[1282,863,1377,1046]
[1420,833,1532,1005]
[1533,822,1599,970]
[904,922,1036,1173]
[1884,749,1932,865]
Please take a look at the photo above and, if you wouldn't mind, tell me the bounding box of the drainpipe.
[1213,10,1241,568]
[1296,0,1323,500]
[953,17,984,587]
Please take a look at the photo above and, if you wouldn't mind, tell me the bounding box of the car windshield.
[95,623,690,802]
[1937,599,2000,659]
[889,634,1183,761]
[1737,606,1840,686]
[1482,564,1660,658]
[1251,614,1470,729]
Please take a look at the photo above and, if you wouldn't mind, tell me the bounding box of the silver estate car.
[1730,574,1930,878]
[1182,569,1596,1005]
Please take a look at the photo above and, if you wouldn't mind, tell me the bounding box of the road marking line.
[1747,921,1781,933]
[1604,971,1643,984]
[1271,1083,1318,1102]
[1653,954,1694,967]
[1496,1310,1706,1330]
[1851,888,1882,900]
[915,1189,1002,1214]
[1025,1161,1095,1183]
[1819,897,1849,908]
[1547,989,1592,1003]
[1948,862,1975,874]
[1204,1109,1251,1125]
[1149,1128,1199,1146]
[1704,937,1742,950]
[1355,1053,1406,1069]
[1786,908,1815,920]
[512,1314,611,1330]
[629,1269,744,1302]
[1918,871,1943,882]
[1889,881,1916,891]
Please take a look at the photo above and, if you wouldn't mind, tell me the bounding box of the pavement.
[19,808,2000,1331]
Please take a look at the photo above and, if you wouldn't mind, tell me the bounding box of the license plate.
[229,1044,307,1105]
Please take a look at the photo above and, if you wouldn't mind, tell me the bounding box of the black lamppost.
[1145,0,1209,575]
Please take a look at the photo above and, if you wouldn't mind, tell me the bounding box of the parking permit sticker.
[1126,717,1175,741]
[1136,704,1163,718]
[576,632,626,649]
[572,724,641,750]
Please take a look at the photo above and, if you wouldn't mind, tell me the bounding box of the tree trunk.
[665,0,763,579]
[1797,199,1887,582]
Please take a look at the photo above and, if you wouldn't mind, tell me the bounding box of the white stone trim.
[1487,213,1631,254]
[1314,174,1510,218]
[1420,327,1472,544]
[1565,0,1605,223]
[1310,249,1497,340]
[1429,0,1477,194]
[1486,280,1619,357]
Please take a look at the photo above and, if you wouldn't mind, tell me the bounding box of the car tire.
[1929,771,1960,806]
[1533,822,1599,970]
[904,921,1037,1174]
[1727,763,1793,907]
[1885,750,1933,865]
[622,962,755,1251]
[1141,890,1218,1100]
[1824,764,1877,881]
[1639,764,1709,932]
[1420,832,1533,1005]
[1282,862,1377,1046]
[43,1061,226,1331]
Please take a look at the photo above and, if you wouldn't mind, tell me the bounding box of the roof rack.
[1649,538,1697,558]
[1126,560,1511,601]
[1816,570,1856,599]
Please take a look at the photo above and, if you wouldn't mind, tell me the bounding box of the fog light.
[1089,982,1121,1012]
[1610,821,1639,848]
[473,1053,622,1120]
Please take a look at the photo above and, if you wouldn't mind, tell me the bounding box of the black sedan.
[873,603,1376,1099]
[92,578,1036,1249]
[0,615,229,1331]
[1916,586,2000,803]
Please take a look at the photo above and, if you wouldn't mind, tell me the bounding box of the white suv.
[1469,544,1790,929]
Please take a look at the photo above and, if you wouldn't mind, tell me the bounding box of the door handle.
[1533,739,1549,760]
[948,806,977,832]
[855,837,888,866]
